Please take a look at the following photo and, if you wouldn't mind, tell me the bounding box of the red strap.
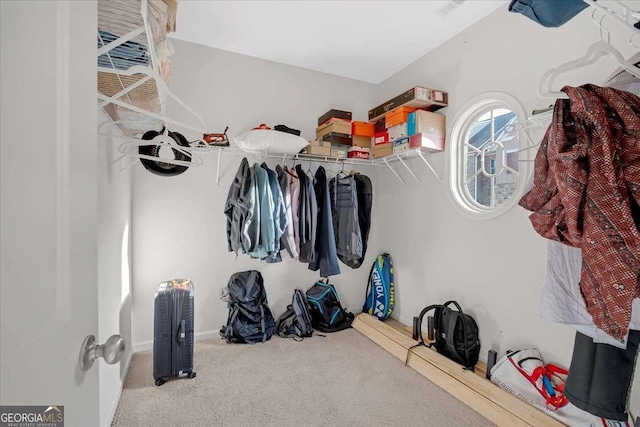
[507,356,569,411]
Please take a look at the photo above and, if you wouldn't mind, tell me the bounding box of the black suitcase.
[153,279,196,386]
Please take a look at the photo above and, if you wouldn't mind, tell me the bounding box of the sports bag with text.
[363,253,395,320]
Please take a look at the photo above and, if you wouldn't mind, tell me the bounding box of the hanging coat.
[340,173,372,269]
[285,166,301,258]
[276,165,298,259]
[309,166,340,276]
[330,175,362,265]
[296,165,317,263]
[224,158,255,254]
[262,163,286,263]
[249,163,275,259]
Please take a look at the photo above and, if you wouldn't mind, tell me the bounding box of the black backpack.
[412,300,480,370]
[220,270,275,344]
[276,289,314,339]
[306,279,354,333]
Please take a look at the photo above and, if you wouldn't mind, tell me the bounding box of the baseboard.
[103,351,133,427]
[132,329,219,353]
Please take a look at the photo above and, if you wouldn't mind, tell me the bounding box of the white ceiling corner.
[171,0,507,84]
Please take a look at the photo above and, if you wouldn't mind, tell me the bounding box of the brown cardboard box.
[306,144,331,156]
[309,139,331,148]
[352,135,372,149]
[408,110,446,137]
[369,86,448,122]
[317,118,352,141]
[372,143,392,159]
[318,109,352,126]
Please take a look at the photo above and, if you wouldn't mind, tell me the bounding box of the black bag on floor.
[412,300,480,370]
[220,270,275,344]
[276,289,314,339]
[306,279,354,333]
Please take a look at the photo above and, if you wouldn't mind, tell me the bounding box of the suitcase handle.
[177,320,186,346]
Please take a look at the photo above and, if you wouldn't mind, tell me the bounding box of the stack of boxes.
[369,86,448,159]
[312,109,352,158]
[309,85,448,161]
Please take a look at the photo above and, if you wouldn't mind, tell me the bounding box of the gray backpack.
[276,290,314,339]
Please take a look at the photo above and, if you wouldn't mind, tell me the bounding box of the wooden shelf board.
[352,314,566,427]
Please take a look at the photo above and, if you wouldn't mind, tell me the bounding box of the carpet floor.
[112,329,494,426]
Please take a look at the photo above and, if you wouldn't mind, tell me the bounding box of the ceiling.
[171,1,506,84]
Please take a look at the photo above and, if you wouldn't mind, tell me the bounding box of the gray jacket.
[224,158,257,254]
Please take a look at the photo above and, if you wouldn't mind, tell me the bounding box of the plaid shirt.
[520,85,640,341]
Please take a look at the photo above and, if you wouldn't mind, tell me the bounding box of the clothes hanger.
[538,41,640,98]
[98,65,210,167]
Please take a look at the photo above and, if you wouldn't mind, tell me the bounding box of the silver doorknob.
[79,334,126,371]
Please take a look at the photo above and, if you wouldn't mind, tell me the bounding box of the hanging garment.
[339,173,373,269]
[565,330,640,421]
[519,85,640,341]
[330,175,362,266]
[276,165,298,259]
[244,165,260,253]
[309,166,340,277]
[286,166,301,258]
[296,165,317,263]
[262,163,286,263]
[508,0,588,28]
[540,240,640,349]
[249,163,275,260]
[538,64,640,348]
[224,158,254,254]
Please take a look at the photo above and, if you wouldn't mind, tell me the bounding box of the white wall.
[98,113,133,427]
[131,40,381,349]
[374,6,639,417]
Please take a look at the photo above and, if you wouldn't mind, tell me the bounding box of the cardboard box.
[372,143,392,159]
[373,131,389,145]
[409,132,445,152]
[309,139,331,148]
[385,106,417,129]
[352,135,372,149]
[318,109,352,126]
[388,123,408,141]
[369,86,448,122]
[407,111,446,137]
[321,132,352,146]
[331,148,348,159]
[306,144,331,156]
[373,118,386,132]
[348,146,371,159]
[317,118,352,141]
[352,121,375,137]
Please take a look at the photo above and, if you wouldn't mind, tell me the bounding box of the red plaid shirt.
[520,85,640,341]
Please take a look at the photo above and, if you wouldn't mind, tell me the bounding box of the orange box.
[385,106,418,128]
[352,121,375,137]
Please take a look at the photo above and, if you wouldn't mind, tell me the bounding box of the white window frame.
[448,92,531,220]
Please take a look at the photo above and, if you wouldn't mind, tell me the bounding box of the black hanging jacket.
[309,166,340,276]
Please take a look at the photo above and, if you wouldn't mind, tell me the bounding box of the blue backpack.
[363,253,395,320]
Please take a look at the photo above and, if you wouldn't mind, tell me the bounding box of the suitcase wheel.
[155,378,165,386]
[187,372,196,379]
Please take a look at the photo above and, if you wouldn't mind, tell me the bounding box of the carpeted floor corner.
[112,329,494,426]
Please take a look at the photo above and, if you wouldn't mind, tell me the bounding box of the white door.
[1,1,100,426]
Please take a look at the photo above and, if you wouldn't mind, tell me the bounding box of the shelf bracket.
[383,158,407,186]
[215,147,222,186]
[396,154,421,184]
[416,150,441,181]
